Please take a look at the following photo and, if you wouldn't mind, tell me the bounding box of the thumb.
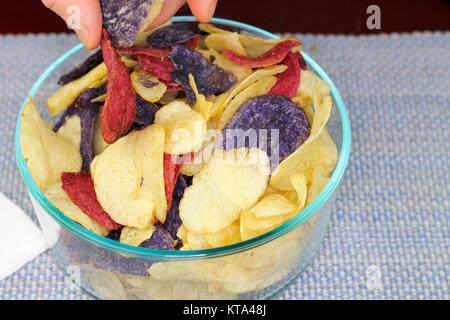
[42,0,102,50]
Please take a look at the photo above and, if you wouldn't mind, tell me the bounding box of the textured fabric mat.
[0,31,448,300]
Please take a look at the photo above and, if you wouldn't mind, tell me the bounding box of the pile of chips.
[20,4,337,256]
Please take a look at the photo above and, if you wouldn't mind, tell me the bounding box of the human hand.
[42,0,218,50]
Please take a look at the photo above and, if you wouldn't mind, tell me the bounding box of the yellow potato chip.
[45,182,109,236]
[270,84,333,190]
[120,226,154,246]
[238,35,302,58]
[204,32,247,56]
[198,23,302,57]
[56,115,81,148]
[186,230,210,250]
[216,75,278,130]
[306,166,330,205]
[179,148,270,233]
[294,69,331,107]
[189,74,214,121]
[158,90,179,105]
[20,100,82,192]
[198,23,231,35]
[199,48,252,82]
[206,221,241,248]
[137,0,165,35]
[90,124,166,228]
[92,107,109,156]
[131,69,167,103]
[209,65,286,120]
[155,100,206,154]
[47,57,137,116]
[249,194,297,219]
[179,128,220,176]
[91,94,106,103]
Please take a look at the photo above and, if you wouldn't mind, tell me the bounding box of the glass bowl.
[15,16,351,299]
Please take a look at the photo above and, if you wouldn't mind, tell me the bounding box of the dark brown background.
[1,0,449,34]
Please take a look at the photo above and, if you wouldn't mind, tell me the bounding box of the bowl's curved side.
[14,16,350,260]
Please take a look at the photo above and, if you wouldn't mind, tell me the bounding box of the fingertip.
[188,0,217,22]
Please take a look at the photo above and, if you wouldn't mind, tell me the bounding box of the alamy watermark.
[366,5,381,30]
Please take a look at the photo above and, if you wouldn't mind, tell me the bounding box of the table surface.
[0,31,448,300]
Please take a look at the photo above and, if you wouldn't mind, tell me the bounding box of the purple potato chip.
[100,0,153,47]
[53,87,106,172]
[163,174,187,240]
[106,226,123,241]
[147,23,195,48]
[168,45,237,104]
[58,50,103,85]
[139,224,174,250]
[217,95,310,172]
[134,94,159,126]
[89,247,154,275]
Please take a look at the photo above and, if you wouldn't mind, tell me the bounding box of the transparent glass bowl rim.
[14,16,351,261]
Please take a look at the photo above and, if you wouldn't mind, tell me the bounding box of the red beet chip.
[138,55,175,82]
[163,153,183,211]
[268,51,301,98]
[222,40,301,69]
[61,172,121,230]
[295,51,307,70]
[118,46,171,59]
[101,29,136,144]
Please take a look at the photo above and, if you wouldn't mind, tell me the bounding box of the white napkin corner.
[0,192,48,281]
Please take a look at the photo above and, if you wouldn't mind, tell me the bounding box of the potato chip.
[239,35,302,58]
[188,73,214,121]
[139,224,174,250]
[45,182,109,236]
[47,57,136,116]
[120,226,154,246]
[306,166,330,205]
[58,50,103,86]
[169,45,237,104]
[133,20,171,46]
[218,94,310,172]
[90,124,166,228]
[20,100,82,192]
[61,172,121,229]
[131,69,167,103]
[147,23,195,48]
[55,116,81,148]
[249,194,297,219]
[101,30,137,144]
[206,221,241,248]
[216,76,278,130]
[155,100,206,154]
[179,148,270,233]
[270,84,332,190]
[137,0,165,36]
[100,0,159,47]
[197,23,231,35]
[209,65,287,119]
[294,69,331,107]
[268,51,300,98]
[198,48,252,81]
[222,40,301,68]
[92,107,109,156]
[204,32,247,56]
[186,230,210,250]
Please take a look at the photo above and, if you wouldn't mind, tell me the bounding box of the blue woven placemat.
[0,31,448,300]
